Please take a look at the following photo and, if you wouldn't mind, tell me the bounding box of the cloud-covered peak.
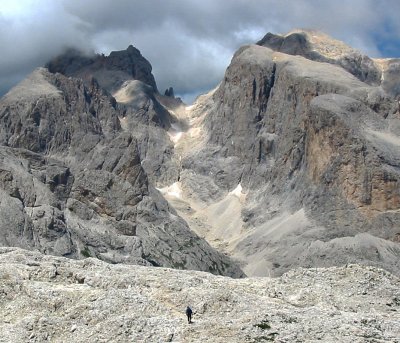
[45,44,157,93]
[1,0,400,102]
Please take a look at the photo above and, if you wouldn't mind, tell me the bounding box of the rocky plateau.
[0,247,399,342]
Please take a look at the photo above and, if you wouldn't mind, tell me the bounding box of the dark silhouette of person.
[185,306,193,323]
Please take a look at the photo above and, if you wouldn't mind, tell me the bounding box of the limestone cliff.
[0,49,244,278]
[167,31,400,276]
[0,31,399,279]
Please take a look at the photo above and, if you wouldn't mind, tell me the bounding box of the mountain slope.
[0,49,244,277]
[258,29,400,98]
[162,33,400,276]
[0,31,399,279]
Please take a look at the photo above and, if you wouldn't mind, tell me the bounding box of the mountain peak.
[257,29,381,85]
[285,29,356,59]
[46,45,157,93]
[127,44,139,53]
[258,29,356,60]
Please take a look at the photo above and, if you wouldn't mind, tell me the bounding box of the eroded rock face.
[257,30,382,86]
[0,248,399,342]
[46,45,157,93]
[176,39,400,276]
[0,68,120,154]
[0,54,244,277]
[376,58,400,98]
[46,47,180,186]
[1,31,399,279]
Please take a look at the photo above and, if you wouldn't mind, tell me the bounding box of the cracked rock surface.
[0,48,243,278]
[0,247,399,342]
[170,33,400,277]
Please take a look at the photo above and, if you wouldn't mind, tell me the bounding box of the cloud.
[0,0,90,94]
[1,0,400,102]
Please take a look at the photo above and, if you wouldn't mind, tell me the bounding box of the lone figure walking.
[185,306,193,324]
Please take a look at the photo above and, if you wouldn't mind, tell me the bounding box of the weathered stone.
[257,30,382,85]
[164,87,175,97]
[172,38,400,277]
[1,32,399,280]
[0,48,244,277]
[0,248,399,342]
[46,45,157,93]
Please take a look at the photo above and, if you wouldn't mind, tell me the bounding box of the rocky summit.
[0,29,400,282]
[162,29,400,277]
[0,47,243,278]
[1,247,399,342]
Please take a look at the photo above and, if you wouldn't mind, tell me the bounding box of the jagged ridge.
[0,46,244,278]
[165,32,400,276]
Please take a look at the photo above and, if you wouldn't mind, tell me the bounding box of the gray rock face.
[176,39,400,276]
[0,58,244,277]
[0,68,120,154]
[164,87,175,97]
[0,247,399,342]
[1,31,399,280]
[46,45,157,93]
[257,30,382,86]
[46,47,181,186]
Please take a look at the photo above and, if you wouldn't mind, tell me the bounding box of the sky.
[1,0,400,103]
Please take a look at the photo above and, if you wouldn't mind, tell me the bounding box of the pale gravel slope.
[1,248,399,343]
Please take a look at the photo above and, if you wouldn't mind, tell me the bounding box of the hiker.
[185,306,193,324]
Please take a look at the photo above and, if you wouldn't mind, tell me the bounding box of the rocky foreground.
[0,248,399,342]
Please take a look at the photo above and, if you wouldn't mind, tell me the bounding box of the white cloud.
[1,0,400,101]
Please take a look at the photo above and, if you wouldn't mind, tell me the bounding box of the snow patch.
[229,184,244,199]
[168,123,184,144]
[168,131,183,144]
[188,127,201,138]
[157,182,182,199]
[118,116,128,130]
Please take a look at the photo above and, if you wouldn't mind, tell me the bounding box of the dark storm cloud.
[1,0,400,102]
